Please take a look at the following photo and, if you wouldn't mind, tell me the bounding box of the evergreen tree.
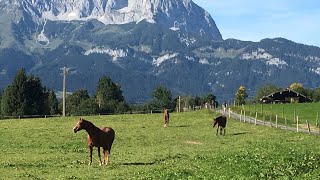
[1,69,28,116]
[77,98,99,116]
[149,86,173,110]
[194,96,201,107]
[95,75,127,114]
[1,87,14,116]
[47,90,59,115]
[25,75,48,115]
[201,93,217,108]
[66,89,91,115]
[1,69,54,116]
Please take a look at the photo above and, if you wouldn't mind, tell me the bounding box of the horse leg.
[102,148,106,165]
[224,128,226,135]
[88,146,93,165]
[97,147,102,166]
[104,148,109,165]
[216,127,218,135]
[220,127,223,135]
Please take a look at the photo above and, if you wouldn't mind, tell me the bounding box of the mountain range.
[0,0,320,103]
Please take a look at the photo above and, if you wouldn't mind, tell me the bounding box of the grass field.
[1,110,320,179]
[232,102,320,129]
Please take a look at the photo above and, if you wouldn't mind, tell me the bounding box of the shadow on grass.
[119,162,155,166]
[119,154,188,166]
[228,132,250,136]
[170,125,190,128]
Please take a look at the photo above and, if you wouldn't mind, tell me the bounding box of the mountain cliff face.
[0,0,320,103]
[0,0,222,43]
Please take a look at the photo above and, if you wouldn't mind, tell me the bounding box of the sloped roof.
[261,88,312,102]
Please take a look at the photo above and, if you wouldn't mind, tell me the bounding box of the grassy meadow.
[232,102,320,130]
[1,110,320,179]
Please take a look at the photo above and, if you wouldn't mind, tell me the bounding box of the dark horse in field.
[73,118,115,166]
[213,115,227,135]
[164,108,169,127]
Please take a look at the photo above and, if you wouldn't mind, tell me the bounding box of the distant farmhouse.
[260,88,312,104]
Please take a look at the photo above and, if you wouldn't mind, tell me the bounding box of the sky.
[193,0,320,47]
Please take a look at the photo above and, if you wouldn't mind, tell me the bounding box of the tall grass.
[1,110,320,179]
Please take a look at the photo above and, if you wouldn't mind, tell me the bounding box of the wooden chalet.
[260,88,312,104]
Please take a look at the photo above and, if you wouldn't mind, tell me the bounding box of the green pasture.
[232,102,320,129]
[1,110,320,179]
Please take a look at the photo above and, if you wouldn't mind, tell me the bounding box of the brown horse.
[73,118,115,166]
[164,108,169,127]
[213,115,227,135]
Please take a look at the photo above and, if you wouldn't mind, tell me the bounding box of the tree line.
[0,69,129,117]
[2,69,319,117]
[0,69,218,117]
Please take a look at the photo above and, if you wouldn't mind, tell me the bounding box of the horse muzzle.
[73,127,78,133]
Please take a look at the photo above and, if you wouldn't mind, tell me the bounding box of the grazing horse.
[213,115,227,135]
[164,108,169,127]
[73,118,115,166]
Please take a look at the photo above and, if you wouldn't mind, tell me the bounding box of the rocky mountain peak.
[1,0,222,40]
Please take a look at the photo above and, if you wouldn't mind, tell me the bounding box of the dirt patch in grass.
[300,123,319,131]
[184,141,204,145]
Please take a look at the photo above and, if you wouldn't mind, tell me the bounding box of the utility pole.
[62,66,67,117]
[178,96,181,113]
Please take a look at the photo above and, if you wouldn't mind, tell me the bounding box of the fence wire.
[216,108,320,136]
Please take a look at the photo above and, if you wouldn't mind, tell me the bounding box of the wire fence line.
[0,108,176,120]
[215,108,320,136]
[0,105,218,120]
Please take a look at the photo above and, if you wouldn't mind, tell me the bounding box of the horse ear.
[79,117,83,121]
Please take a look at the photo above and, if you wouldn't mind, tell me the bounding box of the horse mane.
[80,118,100,132]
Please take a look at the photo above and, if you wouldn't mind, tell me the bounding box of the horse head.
[73,118,85,133]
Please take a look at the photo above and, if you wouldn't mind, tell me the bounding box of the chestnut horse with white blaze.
[73,118,115,166]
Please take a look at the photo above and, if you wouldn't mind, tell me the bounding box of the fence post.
[240,110,243,122]
[296,115,299,132]
[269,116,272,127]
[285,117,287,130]
[228,108,231,118]
[307,121,311,135]
[316,113,319,127]
[151,110,152,114]
[255,112,257,125]
[276,115,278,128]
[244,111,246,123]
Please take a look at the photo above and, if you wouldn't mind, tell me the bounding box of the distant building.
[260,88,312,104]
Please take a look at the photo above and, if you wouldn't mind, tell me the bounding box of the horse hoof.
[88,163,92,166]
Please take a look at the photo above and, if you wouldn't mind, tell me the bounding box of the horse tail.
[213,121,218,128]
[109,129,115,154]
